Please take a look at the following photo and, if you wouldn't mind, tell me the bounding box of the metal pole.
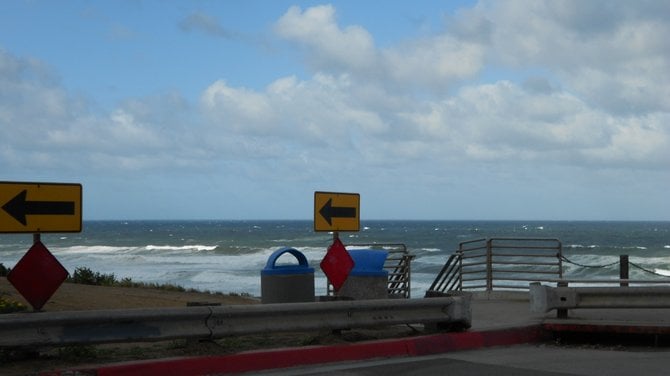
[557,241,563,279]
[458,252,463,291]
[486,239,493,292]
[332,231,340,298]
[620,255,629,287]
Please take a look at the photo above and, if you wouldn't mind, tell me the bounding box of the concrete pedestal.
[338,274,388,300]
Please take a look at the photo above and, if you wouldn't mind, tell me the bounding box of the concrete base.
[338,275,388,300]
[261,274,315,304]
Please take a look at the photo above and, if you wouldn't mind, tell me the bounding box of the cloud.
[0,49,201,175]
[275,5,377,73]
[1,2,668,219]
[179,11,238,39]
[274,5,485,90]
[267,2,669,170]
[472,1,670,115]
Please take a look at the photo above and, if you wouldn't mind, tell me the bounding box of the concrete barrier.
[0,296,471,348]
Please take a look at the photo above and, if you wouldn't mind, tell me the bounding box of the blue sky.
[1,1,668,220]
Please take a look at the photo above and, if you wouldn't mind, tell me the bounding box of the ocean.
[1,220,669,298]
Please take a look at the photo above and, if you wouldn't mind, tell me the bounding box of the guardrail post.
[556,280,568,318]
[620,255,629,287]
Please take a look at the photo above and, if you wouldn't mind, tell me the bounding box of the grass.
[0,265,253,316]
[0,264,27,314]
[67,266,252,297]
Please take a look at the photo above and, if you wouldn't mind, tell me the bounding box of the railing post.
[458,252,463,291]
[486,239,493,292]
[406,255,412,298]
[557,240,563,279]
[620,255,629,287]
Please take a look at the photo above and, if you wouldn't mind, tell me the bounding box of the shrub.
[0,263,9,277]
[70,267,117,286]
[0,295,27,314]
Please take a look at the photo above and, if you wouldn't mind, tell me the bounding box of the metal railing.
[327,243,414,298]
[530,283,670,314]
[428,253,462,293]
[428,238,563,294]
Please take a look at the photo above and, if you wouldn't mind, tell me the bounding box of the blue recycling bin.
[261,247,315,304]
[339,249,389,299]
[347,250,389,277]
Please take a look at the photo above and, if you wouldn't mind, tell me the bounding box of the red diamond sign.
[320,238,355,292]
[7,241,69,310]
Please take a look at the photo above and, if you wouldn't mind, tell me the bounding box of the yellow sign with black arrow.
[0,181,82,233]
[314,191,360,232]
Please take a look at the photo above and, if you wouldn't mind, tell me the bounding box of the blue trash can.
[339,249,389,299]
[261,247,315,304]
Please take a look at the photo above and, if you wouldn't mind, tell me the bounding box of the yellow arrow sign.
[0,181,82,233]
[314,191,360,232]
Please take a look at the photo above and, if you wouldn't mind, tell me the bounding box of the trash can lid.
[347,249,389,277]
[262,247,314,275]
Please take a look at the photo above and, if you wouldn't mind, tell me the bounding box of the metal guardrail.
[328,243,414,298]
[427,238,562,294]
[428,253,462,293]
[0,297,470,348]
[530,282,670,313]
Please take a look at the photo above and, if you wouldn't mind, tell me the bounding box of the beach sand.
[0,277,256,312]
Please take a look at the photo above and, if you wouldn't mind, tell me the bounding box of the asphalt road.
[253,344,670,376]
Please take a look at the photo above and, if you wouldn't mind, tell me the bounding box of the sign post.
[1,181,82,310]
[314,191,361,295]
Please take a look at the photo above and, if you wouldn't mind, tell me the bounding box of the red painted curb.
[47,326,547,375]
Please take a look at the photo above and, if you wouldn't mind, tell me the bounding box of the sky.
[0,1,668,221]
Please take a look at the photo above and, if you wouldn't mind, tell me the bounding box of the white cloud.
[202,80,277,134]
[476,1,670,114]
[275,5,377,72]
[275,5,485,90]
[382,35,485,88]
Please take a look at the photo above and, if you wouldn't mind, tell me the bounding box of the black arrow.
[319,198,357,226]
[2,190,75,226]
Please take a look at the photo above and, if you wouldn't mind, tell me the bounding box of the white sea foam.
[52,245,134,254]
[566,244,599,249]
[655,269,670,276]
[145,244,218,252]
[420,248,442,253]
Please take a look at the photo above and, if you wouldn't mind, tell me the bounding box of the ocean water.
[1,220,669,297]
